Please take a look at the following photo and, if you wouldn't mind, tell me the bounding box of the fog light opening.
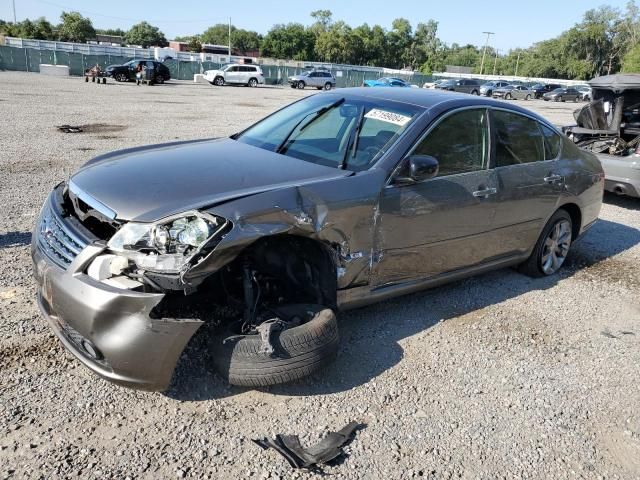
[81,339,103,361]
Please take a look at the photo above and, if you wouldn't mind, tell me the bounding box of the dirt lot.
[0,71,639,480]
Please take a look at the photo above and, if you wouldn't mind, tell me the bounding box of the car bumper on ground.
[31,190,203,391]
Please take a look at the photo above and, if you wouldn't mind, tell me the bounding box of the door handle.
[544,174,563,184]
[472,187,497,198]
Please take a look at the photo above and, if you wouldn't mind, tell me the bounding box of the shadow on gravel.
[603,192,640,211]
[0,231,32,249]
[166,218,640,401]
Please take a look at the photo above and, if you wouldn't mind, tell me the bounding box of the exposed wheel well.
[558,203,582,240]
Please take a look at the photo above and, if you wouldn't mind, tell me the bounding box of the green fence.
[0,45,432,87]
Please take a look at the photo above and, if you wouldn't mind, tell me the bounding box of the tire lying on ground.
[211,304,339,387]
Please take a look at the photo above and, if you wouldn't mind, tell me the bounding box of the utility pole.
[12,0,17,23]
[515,52,521,77]
[228,17,231,56]
[493,49,499,75]
[479,31,494,76]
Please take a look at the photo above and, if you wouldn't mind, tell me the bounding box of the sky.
[0,0,632,51]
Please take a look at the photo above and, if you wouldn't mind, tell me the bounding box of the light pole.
[12,0,17,23]
[515,52,521,77]
[493,49,499,75]
[228,17,231,56]
[479,31,494,76]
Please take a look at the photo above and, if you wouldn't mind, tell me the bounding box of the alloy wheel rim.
[541,220,571,274]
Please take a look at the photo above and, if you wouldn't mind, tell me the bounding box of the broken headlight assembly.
[107,212,230,273]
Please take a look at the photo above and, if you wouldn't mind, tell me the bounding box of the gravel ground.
[1,72,639,480]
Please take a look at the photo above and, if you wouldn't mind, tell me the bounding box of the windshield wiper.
[275,98,345,154]
[339,106,366,170]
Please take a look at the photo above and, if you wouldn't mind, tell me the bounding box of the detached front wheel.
[211,304,339,387]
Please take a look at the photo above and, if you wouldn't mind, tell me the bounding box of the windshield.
[551,88,563,93]
[235,95,421,171]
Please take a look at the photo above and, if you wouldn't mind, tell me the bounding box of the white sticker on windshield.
[365,109,411,126]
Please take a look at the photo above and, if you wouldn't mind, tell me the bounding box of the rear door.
[373,107,501,286]
[490,109,563,256]
[225,66,241,83]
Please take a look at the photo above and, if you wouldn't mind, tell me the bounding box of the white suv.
[204,64,265,87]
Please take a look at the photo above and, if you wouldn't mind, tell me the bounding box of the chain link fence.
[0,46,432,87]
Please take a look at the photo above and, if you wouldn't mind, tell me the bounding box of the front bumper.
[31,190,203,391]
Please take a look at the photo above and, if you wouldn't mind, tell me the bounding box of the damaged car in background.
[563,74,640,197]
[32,88,604,391]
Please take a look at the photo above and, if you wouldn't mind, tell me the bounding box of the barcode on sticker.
[365,109,411,126]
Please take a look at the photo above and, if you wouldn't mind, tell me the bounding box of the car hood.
[70,138,353,223]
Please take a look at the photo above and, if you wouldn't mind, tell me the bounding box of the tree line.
[2,5,640,80]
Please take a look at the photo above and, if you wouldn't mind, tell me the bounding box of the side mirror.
[395,155,439,184]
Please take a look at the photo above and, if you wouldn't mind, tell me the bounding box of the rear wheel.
[324,82,332,91]
[248,78,258,87]
[518,210,573,277]
[471,89,479,95]
[155,75,164,84]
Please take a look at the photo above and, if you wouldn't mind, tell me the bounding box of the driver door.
[372,108,501,286]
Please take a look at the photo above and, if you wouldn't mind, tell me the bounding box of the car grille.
[37,203,86,269]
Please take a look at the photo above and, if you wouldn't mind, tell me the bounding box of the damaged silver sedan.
[32,88,604,391]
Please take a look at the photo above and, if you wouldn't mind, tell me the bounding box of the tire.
[297,81,306,89]
[471,90,479,95]
[505,93,512,100]
[558,96,563,102]
[155,75,164,84]
[518,209,573,278]
[214,76,225,86]
[324,82,332,91]
[526,94,531,101]
[211,304,339,387]
[486,90,493,97]
[115,73,128,82]
[248,78,258,87]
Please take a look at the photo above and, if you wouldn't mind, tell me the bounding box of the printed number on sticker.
[365,109,411,126]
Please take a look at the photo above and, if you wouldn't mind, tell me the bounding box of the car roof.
[331,87,555,125]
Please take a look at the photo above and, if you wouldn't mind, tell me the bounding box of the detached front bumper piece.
[31,189,203,391]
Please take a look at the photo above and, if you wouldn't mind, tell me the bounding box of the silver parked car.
[597,151,640,197]
[288,70,336,90]
[510,85,535,101]
[203,64,265,87]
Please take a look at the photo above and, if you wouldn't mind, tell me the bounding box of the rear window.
[541,125,561,160]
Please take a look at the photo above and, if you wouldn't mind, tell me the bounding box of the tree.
[57,11,95,43]
[260,23,315,60]
[201,24,234,45]
[622,43,640,72]
[231,30,262,54]
[96,28,126,37]
[186,36,202,52]
[125,21,167,47]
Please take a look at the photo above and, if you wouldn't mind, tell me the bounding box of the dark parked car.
[434,78,482,95]
[531,83,562,99]
[480,80,510,97]
[106,60,171,84]
[32,89,604,391]
[543,87,580,102]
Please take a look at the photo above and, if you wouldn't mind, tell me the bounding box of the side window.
[492,110,545,166]
[540,124,561,160]
[413,109,489,176]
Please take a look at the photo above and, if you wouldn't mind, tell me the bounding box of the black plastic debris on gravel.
[253,421,365,471]
[56,124,127,134]
[0,231,32,249]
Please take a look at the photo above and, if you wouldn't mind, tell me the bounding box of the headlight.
[107,212,229,273]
